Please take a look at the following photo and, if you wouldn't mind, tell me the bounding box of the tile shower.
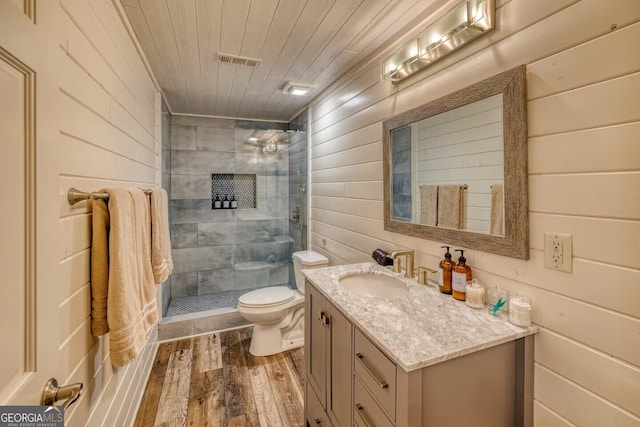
[162,113,307,318]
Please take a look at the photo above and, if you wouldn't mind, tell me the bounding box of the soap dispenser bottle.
[452,249,472,301]
[438,246,456,294]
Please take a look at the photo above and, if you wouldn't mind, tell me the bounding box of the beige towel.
[150,188,173,284]
[91,199,110,336]
[106,188,158,367]
[437,185,462,229]
[420,185,438,226]
[490,184,504,236]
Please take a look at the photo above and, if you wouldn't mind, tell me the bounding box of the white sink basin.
[338,272,409,299]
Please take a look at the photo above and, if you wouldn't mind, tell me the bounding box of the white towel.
[90,199,110,336]
[150,188,173,284]
[437,185,462,229]
[105,188,158,367]
[420,185,438,226]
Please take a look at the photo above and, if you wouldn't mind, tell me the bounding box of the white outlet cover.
[544,232,572,273]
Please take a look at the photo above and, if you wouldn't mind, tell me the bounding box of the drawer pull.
[318,311,330,326]
[314,419,322,425]
[356,353,389,389]
[355,403,372,427]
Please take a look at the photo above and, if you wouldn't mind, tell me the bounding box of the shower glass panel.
[165,116,297,318]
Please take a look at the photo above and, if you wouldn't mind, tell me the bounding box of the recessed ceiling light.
[282,81,316,96]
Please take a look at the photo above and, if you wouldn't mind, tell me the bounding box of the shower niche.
[211,173,257,209]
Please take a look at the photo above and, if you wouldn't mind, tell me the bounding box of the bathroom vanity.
[303,263,537,427]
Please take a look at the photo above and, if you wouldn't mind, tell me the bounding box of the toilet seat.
[238,286,295,308]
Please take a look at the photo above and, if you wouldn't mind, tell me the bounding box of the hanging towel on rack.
[105,188,158,367]
[150,188,173,284]
[420,185,438,226]
[91,199,110,337]
[490,183,504,236]
[437,185,462,229]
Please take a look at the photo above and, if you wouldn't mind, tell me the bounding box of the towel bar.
[68,187,153,206]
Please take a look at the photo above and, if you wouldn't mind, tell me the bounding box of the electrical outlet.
[544,232,572,272]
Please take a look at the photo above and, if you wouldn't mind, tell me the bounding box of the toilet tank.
[292,250,329,293]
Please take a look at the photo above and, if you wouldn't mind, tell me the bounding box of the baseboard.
[84,327,159,427]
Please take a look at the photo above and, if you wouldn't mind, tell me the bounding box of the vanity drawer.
[354,376,394,427]
[354,329,396,421]
[307,387,332,427]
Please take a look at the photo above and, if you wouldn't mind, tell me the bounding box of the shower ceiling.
[120,0,447,121]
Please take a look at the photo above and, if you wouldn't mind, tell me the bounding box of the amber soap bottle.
[438,246,456,294]
[452,249,472,301]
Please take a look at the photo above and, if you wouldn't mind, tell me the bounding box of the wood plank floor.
[134,327,305,427]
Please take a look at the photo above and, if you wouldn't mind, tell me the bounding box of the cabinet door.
[306,281,328,408]
[328,305,353,427]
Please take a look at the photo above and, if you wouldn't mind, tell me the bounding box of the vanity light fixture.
[381,0,494,82]
[282,81,316,96]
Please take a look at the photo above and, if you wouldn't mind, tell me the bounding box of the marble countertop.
[303,262,538,372]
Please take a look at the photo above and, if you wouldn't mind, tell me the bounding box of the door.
[328,305,353,427]
[0,1,61,405]
[306,282,328,408]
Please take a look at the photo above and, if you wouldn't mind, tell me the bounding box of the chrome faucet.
[391,249,415,279]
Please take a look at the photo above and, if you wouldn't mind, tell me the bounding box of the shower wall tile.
[265,197,289,219]
[265,154,288,176]
[172,115,234,128]
[235,266,269,290]
[236,220,270,243]
[198,222,236,246]
[171,125,196,150]
[270,219,289,239]
[162,174,170,194]
[167,115,293,302]
[234,241,290,264]
[170,223,198,249]
[171,272,198,297]
[198,269,235,294]
[170,174,211,200]
[171,199,237,224]
[171,150,234,175]
[235,153,265,174]
[162,149,171,173]
[269,266,289,286]
[267,175,289,198]
[172,246,233,273]
[197,127,235,152]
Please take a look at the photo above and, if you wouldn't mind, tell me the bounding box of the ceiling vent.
[217,52,262,67]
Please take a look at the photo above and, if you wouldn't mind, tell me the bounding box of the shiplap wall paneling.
[308,0,640,425]
[49,0,161,424]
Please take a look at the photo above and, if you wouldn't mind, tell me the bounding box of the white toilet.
[237,250,329,356]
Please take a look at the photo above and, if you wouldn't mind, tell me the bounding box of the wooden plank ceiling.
[121,0,445,121]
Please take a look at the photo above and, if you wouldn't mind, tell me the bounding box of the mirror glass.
[383,65,529,259]
[390,93,504,236]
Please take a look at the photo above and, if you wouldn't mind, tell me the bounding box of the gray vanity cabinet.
[305,281,353,427]
[305,280,534,427]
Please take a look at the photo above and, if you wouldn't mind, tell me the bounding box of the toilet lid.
[292,250,328,266]
[238,286,296,308]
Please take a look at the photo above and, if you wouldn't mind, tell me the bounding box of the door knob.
[41,378,83,410]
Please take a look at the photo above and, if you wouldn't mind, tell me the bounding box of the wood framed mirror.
[383,65,528,259]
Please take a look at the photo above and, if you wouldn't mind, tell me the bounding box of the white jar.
[508,294,532,327]
[465,279,485,309]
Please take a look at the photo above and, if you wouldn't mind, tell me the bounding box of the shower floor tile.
[166,284,292,317]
